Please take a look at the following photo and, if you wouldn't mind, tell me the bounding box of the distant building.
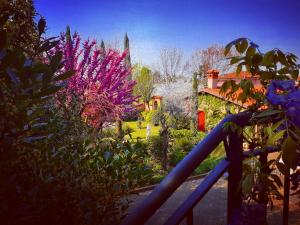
[134,96,163,111]
[145,96,163,111]
[201,69,264,108]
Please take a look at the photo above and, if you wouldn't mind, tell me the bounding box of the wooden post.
[225,130,243,224]
[283,170,290,225]
[186,209,194,225]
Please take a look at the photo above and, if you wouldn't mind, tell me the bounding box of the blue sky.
[35,0,300,66]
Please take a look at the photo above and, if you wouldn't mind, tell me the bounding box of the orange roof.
[220,71,259,79]
[151,95,163,100]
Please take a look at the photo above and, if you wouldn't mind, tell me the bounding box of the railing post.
[186,209,193,225]
[283,169,290,225]
[224,130,243,224]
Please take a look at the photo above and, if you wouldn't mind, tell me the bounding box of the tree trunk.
[116,119,123,138]
[191,72,198,134]
[161,128,169,171]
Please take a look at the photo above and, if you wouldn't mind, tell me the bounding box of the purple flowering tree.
[55,32,136,128]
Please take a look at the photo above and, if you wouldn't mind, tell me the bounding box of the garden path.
[128,177,300,225]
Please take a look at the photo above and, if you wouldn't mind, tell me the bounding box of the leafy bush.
[0,13,152,225]
[80,138,153,224]
[169,113,191,130]
[169,148,187,166]
[141,110,155,123]
[148,135,165,162]
[169,130,206,166]
[194,157,222,174]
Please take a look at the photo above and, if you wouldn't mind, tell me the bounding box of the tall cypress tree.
[100,39,106,54]
[124,33,132,80]
[66,25,72,44]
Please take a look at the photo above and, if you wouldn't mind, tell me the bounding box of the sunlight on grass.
[124,121,160,140]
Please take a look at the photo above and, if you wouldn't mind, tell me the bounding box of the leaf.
[290,69,299,80]
[282,136,298,170]
[277,50,288,66]
[270,174,283,188]
[278,67,289,75]
[39,40,59,52]
[260,71,274,80]
[38,17,46,35]
[53,70,75,81]
[34,85,62,98]
[240,39,248,53]
[230,57,242,64]
[50,51,63,70]
[271,120,284,131]
[263,51,274,66]
[224,45,231,56]
[242,174,254,194]
[246,46,256,57]
[254,109,282,119]
[252,53,263,65]
[266,130,285,146]
[236,63,242,75]
[276,161,288,175]
[6,68,20,84]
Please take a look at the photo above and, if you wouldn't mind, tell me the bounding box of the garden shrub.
[169,129,207,166]
[141,110,155,123]
[0,13,152,225]
[148,135,165,162]
[169,113,191,130]
[194,156,222,174]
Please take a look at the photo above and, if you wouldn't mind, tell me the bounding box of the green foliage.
[133,66,154,106]
[0,17,72,150]
[222,38,299,109]
[241,157,283,206]
[81,138,153,224]
[141,110,155,123]
[223,38,300,206]
[199,94,236,130]
[169,112,191,130]
[194,157,222,174]
[169,129,206,166]
[0,11,152,225]
[0,0,41,57]
[148,135,164,157]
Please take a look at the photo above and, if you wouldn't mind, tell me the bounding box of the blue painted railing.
[121,111,289,225]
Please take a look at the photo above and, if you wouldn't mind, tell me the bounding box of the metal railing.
[121,111,289,225]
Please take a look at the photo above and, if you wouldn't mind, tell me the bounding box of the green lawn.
[123,121,160,140]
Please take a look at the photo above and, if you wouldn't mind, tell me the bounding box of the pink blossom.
[55,33,136,128]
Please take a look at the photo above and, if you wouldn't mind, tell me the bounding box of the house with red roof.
[201,69,264,108]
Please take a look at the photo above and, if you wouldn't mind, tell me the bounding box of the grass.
[123,121,161,140]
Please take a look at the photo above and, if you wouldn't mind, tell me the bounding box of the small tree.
[133,66,155,109]
[55,30,136,129]
[157,48,186,83]
[191,72,199,133]
[152,106,169,170]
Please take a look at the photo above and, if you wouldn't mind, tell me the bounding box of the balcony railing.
[121,111,290,225]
